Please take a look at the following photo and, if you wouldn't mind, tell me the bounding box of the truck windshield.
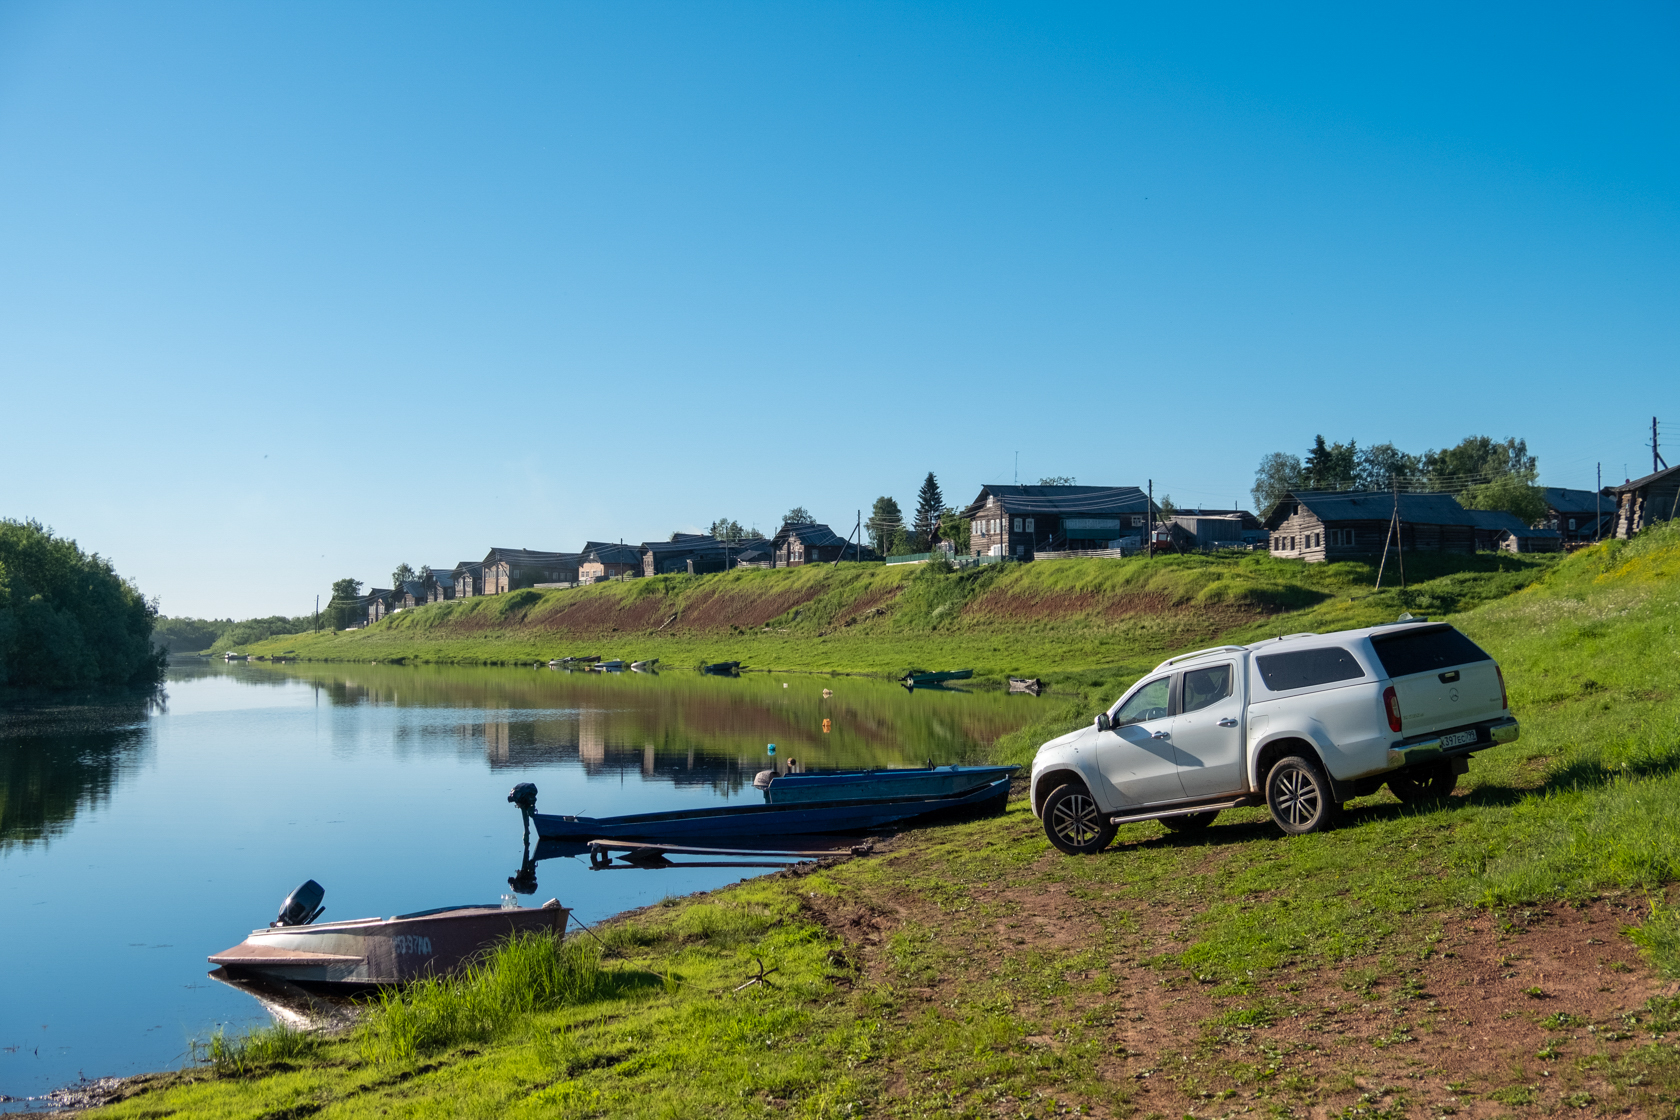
[1368,625,1491,678]
[1255,647,1364,692]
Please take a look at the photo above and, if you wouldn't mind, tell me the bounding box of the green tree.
[391,562,416,588]
[935,508,970,555]
[327,578,363,630]
[707,518,747,543]
[1460,474,1548,524]
[1356,442,1424,489]
[866,497,904,553]
[1424,435,1537,490]
[1251,451,1305,514]
[781,507,816,527]
[1303,435,1359,491]
[1036,475,1076,486]
[0,519,165,690]
[912,472,944,550]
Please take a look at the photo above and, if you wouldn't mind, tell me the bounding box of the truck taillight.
[1383,686,1402,733]
[1497,665,1508,710]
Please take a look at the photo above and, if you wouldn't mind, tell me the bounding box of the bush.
[0,519,165,690]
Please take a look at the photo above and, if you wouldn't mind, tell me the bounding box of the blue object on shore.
[527,776,1012,841]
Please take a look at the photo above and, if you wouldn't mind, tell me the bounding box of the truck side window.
[1255,647,1365,691]
[1114,677,1171,725]
[1181,665,1232,713]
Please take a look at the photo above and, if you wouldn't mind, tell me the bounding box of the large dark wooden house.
[394,579,430,609]
[451,561,483,598]
[771,522,867,566]
[1605,465,1680,539]
[364,588,394,624]
[959,485,1155,559]
[426,569,455,603]
[578,542,641,584]
[1540,487,1614,544]
[641,533,733,576]
[480,548,581,594]
[1263,491,1478,562]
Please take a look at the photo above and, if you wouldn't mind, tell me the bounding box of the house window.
[1132,515,1144,527]
[1012,518,1022,533]
[1568,518,1577,530]
[1025,517,1034,532]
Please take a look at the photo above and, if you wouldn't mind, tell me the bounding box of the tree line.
[0,519,165,691]
[1252,434,1547,523]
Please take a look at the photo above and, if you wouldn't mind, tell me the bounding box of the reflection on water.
[0,661,1039,1106]
[0,695,156,852]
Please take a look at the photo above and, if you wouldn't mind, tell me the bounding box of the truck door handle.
[1151,731,1170,739]
[1217,718,1239,727]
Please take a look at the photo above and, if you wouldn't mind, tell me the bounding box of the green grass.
[98,529,1680,1117]
[240,550,1558,683]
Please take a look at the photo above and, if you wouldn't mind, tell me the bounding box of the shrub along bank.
[96,527,1680,1118]
[242,550,1559,682]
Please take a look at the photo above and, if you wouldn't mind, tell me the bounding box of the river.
[0,660,1040,1106]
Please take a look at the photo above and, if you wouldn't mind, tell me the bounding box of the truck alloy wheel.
[1042,782,1118,855]
[1265,755,1339,835]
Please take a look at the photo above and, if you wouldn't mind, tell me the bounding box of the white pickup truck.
[1029,619,1519,854]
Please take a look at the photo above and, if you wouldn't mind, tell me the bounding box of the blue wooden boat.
[517,777,1010,841]
[755,764,1017,804]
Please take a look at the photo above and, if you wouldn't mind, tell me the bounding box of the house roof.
[641,534,725,555]
[580,541,642,565]
[428,571,454,588]
[772,522,849,548]
[1541,487,1611,515]
[452,560,482,574]
[1172,507,1264,530]
[1604,463,1680,495]
[959,484,1153,518]
[733,538,776,560]
[481,547,581,566]
[397,579,428,598]
[1263,490,1477,530]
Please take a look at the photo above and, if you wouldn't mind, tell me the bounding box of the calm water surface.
[0,661,1037,1105]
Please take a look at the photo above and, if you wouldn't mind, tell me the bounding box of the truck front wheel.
[1265,755,1340,835]
[1042,782,1117,855]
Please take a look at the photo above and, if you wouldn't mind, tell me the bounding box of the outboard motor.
[509,783,539,840]
[272,879,326,927]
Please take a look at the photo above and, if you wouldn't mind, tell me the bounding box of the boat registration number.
[1440,729,1477,749]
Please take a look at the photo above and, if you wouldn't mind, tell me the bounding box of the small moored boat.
[592,659,627,671]
[900,668,973,688]
[223,652,249,661]
[630,659,659,672]
[208,880,568,990]
[1008,677,1043,695]
[752,764,1017,804]
[701,661,742,675]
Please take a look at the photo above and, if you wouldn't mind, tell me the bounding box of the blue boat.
[513,777,1012,841]
[756,764,1017,804]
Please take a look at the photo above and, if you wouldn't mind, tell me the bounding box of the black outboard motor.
[272,879,326,927]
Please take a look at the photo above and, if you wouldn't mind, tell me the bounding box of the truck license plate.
[1441,729,1477,749]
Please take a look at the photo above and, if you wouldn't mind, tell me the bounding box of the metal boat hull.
[208,903,568,988]
[532,777,1010,841]
[764,764,1017,804]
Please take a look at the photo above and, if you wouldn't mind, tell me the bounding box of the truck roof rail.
[1163,644,1249,666]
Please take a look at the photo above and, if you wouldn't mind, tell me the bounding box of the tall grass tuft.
[357,933,607,1063]
[200,1023,321,1076]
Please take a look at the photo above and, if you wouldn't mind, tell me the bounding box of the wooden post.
[1146,479,1153,559]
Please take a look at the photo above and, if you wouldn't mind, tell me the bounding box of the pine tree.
[913,473,944,549]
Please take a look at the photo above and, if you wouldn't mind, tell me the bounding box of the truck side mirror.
[1095,712,1111,732]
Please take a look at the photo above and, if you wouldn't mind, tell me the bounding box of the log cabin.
[959,485,1155,559]
[578,542,641,584]
[770,522,870,566]
[641,533,732,576]
[451,561,483,598]
[1605,465,1680,539]
[1263,491,1477,562]
[480,548,582,593]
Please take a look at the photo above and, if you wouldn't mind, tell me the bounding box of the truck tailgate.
[1391,660,1504,736]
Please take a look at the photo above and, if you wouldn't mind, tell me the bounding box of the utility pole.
[314,594,319,634]
[1146,479,1153,559]
[1655,417,1668,473]
[1596,463,1602,542]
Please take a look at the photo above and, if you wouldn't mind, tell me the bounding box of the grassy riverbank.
[99,530,1680,1118]
[242,551,1558,683]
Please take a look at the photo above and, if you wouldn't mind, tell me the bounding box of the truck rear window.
[1368,625,1491,678]
[1255,647,1365,691]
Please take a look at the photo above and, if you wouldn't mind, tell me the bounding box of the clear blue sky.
[2,2,1675,618]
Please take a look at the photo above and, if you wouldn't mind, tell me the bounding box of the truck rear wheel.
[1042,782,1117,855]
[1265,755,1340,835]
[1388,763,1457,804]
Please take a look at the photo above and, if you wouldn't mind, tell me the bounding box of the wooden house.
[480,548,582,594]
[394,580,430,609]
[731,538,777,569]
[770,522,867,566]
[426,570,455,603]
[451,561,483,598]
[1540,488,1613,544]
[364,588,394,624]
[1605,465,1680,539]
[1263,491,1477,562]
[578,542,641,584]
[959,485,1155,559]
[1465,509,1562,553]
[641,533,733,576]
